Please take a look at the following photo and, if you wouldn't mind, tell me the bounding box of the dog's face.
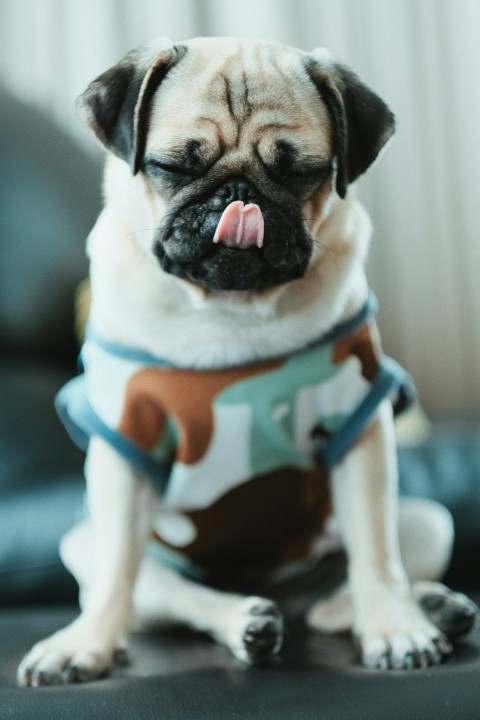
[79,37,394,293]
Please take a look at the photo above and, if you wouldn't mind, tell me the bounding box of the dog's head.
[78,37,394,293]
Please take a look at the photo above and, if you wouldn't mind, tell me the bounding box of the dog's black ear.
[305,49,395,198]
[77,39,187,174]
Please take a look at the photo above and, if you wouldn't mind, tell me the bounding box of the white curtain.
[1,0,479,418]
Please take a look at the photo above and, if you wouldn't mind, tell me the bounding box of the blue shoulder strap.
[55,378,171,492]
[314,357,415,470]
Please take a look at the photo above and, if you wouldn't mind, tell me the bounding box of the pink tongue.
[213,201,264,249]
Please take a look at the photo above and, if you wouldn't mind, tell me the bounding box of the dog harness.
[56,292,414,585]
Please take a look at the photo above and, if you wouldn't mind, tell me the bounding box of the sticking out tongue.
[213,201,264,249]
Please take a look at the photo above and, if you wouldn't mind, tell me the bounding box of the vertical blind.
[1,0,479,417]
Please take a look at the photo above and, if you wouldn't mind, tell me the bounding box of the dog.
[18,37,477,686]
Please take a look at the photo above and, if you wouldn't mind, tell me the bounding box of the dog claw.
[17,668,32,688]
[375,653,390,671]
[31,670,64,687]
[433,635,453,657]
[113,647,129,666]
[62,663,106,684]
[63,665,81,684]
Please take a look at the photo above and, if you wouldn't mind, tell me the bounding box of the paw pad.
[238,599,283,664]
[243,618,281,663]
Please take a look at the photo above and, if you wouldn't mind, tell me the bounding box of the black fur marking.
[133,46,188,174]
[77,62,138,160]
[304,57,395,198]
[221,71,253,123]
[273,139,300,180]
[314,78,349,199]
[153,176,312,292]
[242,71,252,115]
[252,141,332,201]
[77,44,187,174]
[223,74,236,119]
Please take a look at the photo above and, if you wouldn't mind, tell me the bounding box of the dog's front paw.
[356,627,452,671]
[17,618,128,687]
[223,597,284,665]
[354,591,453,671]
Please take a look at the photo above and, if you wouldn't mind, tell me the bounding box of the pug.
[18,37,477,686]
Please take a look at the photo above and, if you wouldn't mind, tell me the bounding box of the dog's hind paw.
[223,597,284,664]
[413,581,478,640]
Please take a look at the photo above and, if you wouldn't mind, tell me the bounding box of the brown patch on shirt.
[332,322,381,381]
[153,465,332,588]
[118,359,282,464]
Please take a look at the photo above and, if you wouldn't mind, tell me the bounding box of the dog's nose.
[215,178,258,205]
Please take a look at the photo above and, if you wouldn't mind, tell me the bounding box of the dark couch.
[1,91,479,720]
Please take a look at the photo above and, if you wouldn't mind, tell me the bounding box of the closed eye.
[265,159,333,195]
[285,163,332,181]
[144,158,194,176]
[256,140,332,186]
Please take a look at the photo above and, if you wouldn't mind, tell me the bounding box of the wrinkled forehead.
[146,38,332,161]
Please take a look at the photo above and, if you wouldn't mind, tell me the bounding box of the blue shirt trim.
[315,356,411,469]
[55,379,171,492]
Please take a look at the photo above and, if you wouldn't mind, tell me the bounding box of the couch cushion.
[398,421,480,587]
[1,602,479,719]
[0,359,85,603]
[0,91,101,361]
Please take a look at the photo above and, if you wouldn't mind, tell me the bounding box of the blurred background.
[1,0,480,418]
